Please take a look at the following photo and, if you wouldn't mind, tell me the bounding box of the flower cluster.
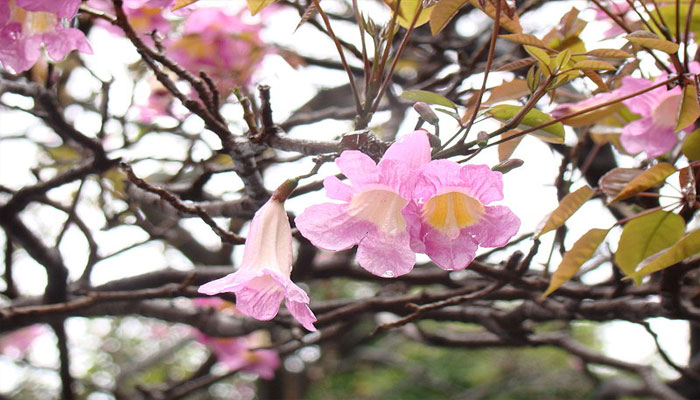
[0,0,92,73]
[296,130,521,275]
[198,131,520,330]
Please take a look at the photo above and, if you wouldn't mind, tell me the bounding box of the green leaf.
[429,0,468,35]
[625,31,680,54]
[486,104,565,143]
[610,162,676,203]
[534,186,595,239]
[501,33,550,49]
[615,210,685,284]
[630,229,700,281]
[584,49,634,58]
[682,129,700,161]
[542,228,610,298]
[401,90,457,110]
[675,83,700,131]
[571,60,617,71]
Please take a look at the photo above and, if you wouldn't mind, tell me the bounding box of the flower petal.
[233,275,285,320]
[43,28,92,62]
[457,165,504,204]
[621,117,677,157]
[295,202,371,251]
[198,271,248,295]
[16,0,81,18]
[285,299,317,331]
[422,228,479,271]
[467,205,520,247]
[356,229,415,277]
[323,175,354,202]
[380,130,431,172]
[335,150,378,188]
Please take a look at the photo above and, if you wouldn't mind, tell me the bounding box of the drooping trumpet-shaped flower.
[198,186,316,331]
[0,0,91,74]
[402,161,520,270]
[295,131,431,277]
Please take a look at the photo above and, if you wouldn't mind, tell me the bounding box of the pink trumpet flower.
[0,0,91,74]
[295,130,431,278]
[403,161,520,270]
[198,181,316,331]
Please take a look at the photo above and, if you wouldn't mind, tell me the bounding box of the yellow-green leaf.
[682,129,700,161]
[468,0,522,33]
[571,60,617,71]
[172,0,198,10]
[610,162,676,203]
[401,89,456,110]
[500,33,550,49]
[625,31,680,54]
[542,228,610,297]
[45,145,81,162]
[676,83,700,131]
[524,45,551,68]
[630,229,700,281]
[429,0,467,35]
[103,168,127,198]
[486,104,565,143]
[534,186,595,239]
[615,210,685,284]
[384,0,433,28]
[247,0,278,15]
[584,49,634,58]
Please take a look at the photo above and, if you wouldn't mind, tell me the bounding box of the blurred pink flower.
[88,0,172,40]
[403,161,520,270]
[136,87,173,122]
[593,1,631,37]
[553,63,700,158]
[166,7,268,91]
[0,0,91,73]
[295,131,431,278]
[195,332,280,379]
[198,195,317,331]
[0,324,47,358]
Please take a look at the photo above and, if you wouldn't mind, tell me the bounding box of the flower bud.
[492,159,524,174]
[413,102,439,125]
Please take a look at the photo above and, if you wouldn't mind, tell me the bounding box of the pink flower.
[166,8,268,91]
[593,1,632,37]
[553,63,700,158]
[0,0,91,74]
[195,332,280,379]
[198,193,317,331]
[0,324,47,358]
[295,131,431,277]
[403,161,520,270]
[88,0,172,40]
